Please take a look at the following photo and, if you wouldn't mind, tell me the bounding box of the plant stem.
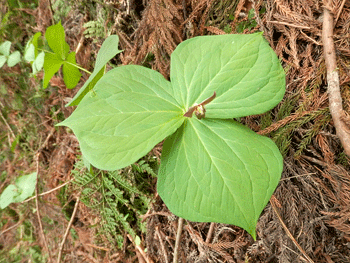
[173,217,184,263]
[38,48,92,75]
[183,91,216,118]
[64,61,92,75]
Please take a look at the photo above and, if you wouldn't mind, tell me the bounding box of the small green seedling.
[41,21,81,89]
[0,40,21,68]
[59,33,286,239]
[0,172,37,209]
[24,32,45,74]
[2,21,121,91]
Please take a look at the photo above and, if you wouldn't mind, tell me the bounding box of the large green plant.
[59,33,285,239]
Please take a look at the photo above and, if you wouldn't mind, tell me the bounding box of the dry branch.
[35,153,52,262]
[57,195,80,263]
[270,196,314,263]
[322,7,350,157]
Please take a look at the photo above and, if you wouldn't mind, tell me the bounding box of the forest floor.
[1,0,350,262]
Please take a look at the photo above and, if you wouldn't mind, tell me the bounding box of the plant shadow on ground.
[1,0,350,262]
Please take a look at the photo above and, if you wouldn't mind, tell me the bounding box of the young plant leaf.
[14,172,37,202]
[0,41,21,67]
[31,32,42,58]
[171,33,285,118]
[33,51,45,73]
[45,21,69,60]
[42,22,81,89]
[58,65,184,170]
[0,185,18,209]
[24,43,35,62]
[0,41,11,56]
[157,118,283,239]
[43,52,64,88]
[0,55,6,68]
[63,51,82,89]
[0,172,37,209]
[67,35,122,106]
[7,51,21,67]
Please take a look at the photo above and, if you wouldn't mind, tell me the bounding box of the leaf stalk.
[183,91,216,119]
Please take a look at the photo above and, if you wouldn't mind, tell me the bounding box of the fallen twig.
[0,102,16,140]
[270,196,314,263]
[127,234,154,263]
[22,179,74,203]
[334,0,346,25]
[205,222,216,243]
[57,195,80,263]
[322,7,350,157]
[0,217,25,237]
[267,21,311,30]
[35,153,52,262]
[155,226,169,263]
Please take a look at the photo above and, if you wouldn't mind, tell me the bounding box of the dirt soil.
[1,0,350,262]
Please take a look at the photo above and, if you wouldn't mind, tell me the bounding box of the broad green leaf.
[63,52,82,89]
[7,51,21,67]
[43,52,64,88]
[158,118,283,239]
[86,66,105,91]
[67,35,122,106]
[59,33,285,239]
[0,55,6,68]
[58,65,184,170]
[0,185,18,209]
[14,172,37,202]
[82,154,91,171]
[0,41,11,56]
[171,33,285,118]
[45,21,69,60]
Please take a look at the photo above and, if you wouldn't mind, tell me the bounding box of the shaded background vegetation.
[0,0,350,262]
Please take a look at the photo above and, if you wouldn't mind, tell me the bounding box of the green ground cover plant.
[0,172,37,209]
[72,158,154,249]
[0,21,86,89]
[0,41,21,68]
[59,32,286,239]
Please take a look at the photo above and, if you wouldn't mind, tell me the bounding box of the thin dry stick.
[334,0,346,25]
[0,217,25,237]
[0,107,16,140]
[57,195,80,263]
[85,243,110,251]
[37,127,55,152]
[35,153,52,262]
[22,179,74,203]
[173,217,184,263]
[205,222,216,243]
[322,7,350,157]
[127,234,154,263]
[155,226,169,263]
[267,21,311,30]
[75,35,85,55]
[270,197,314,263]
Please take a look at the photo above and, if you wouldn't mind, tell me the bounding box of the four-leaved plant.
[58,33,286,239]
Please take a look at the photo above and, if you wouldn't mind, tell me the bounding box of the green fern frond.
[71,157,153,249]
[83,20,105,42]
